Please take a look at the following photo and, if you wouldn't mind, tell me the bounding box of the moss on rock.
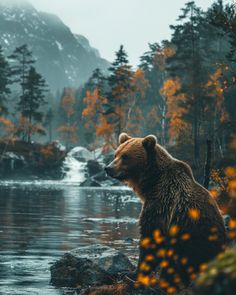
[194,247,236,295]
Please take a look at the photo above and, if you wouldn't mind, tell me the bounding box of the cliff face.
[0,0,110,91]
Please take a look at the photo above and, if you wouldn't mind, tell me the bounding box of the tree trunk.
[204,139,212,189]
[193,109,200,166]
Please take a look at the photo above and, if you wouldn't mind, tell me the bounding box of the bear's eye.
[122,154,130,161]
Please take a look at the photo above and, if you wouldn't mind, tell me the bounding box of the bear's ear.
[142,135,157,150]
[119,133,131,145]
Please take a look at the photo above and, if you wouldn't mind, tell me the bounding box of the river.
[0,181,141,295]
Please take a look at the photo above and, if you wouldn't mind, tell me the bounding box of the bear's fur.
[104,133,226,293]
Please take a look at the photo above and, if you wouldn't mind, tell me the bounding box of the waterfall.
[62,147,93,183]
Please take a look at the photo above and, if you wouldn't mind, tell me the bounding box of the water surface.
[0,182,141,295]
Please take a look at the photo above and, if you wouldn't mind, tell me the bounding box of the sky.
[28,0,231,66]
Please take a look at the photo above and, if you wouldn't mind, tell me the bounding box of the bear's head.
[105,133,157,182]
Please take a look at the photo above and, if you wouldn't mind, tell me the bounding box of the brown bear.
[104,133,226,293]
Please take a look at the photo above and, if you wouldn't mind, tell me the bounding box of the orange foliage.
[229,137,236,149]
[153,46,175,71]
[40,144,54,158]
[83,88,107,129]
[205,66,229,123]
[0,116,15,138]
[161,79,189,142]
[57,125,78,144]
[96,116,115,152]
[83,87,116,150]
[83,88,106,117]
[16,116,45,139]
[132,69,149,98]
[61,88,76,118]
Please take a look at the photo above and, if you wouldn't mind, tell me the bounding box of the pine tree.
[9,44,35,109]
[167,1,209,164]
[87,68,106,92]
[0,45,12,115]
[105,45,134,143]
[18,66,48,142]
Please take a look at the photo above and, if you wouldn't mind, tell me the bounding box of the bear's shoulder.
[172,158,194,180]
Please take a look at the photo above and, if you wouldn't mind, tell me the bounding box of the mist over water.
[0,183,141,295]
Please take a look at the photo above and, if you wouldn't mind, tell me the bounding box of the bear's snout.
[104,165,115,177]
[105,160,125,180]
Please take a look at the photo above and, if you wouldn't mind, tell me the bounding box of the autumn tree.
[0,117,15,139]
[58,88,78,148]
[82,87,112,149]
[204,66,229,157]
[140,42,174,144]
[82,67,149,149]
[125,68,149,136]
[160,79,189,144]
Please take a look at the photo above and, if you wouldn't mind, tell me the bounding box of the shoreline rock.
[50,244,136,288]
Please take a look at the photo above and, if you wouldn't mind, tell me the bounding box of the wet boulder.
[87,160,103,176]
[50,244,136,288]
[68,147,93,162]
[93,171,121,186]
[80,177,101,187]
[0,152,26,177]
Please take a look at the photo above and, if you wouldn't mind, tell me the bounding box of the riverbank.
[0,140,66,180]
[0,140,120,186]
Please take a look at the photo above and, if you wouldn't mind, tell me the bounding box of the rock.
[53,140,66,152]
[80,177,101,187]
[50,244,136,288]
[93,171,108,182]
[194,246,236,295]
[93,171,121,186]
[68,147,93,162]
[87,160,103,176]
[93,148,105,163]
[79,169,121,187]
[0,152,26,177]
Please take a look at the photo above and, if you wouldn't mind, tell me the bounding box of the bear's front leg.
[136,233,164,284]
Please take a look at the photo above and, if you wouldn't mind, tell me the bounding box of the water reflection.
[0,184,141,295]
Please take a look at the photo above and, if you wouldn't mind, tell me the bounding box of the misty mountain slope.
[0,0,110,91]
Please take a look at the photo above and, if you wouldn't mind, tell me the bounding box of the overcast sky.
[28,0,230,66]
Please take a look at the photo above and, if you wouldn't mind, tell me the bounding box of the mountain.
[0,0,110,91]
